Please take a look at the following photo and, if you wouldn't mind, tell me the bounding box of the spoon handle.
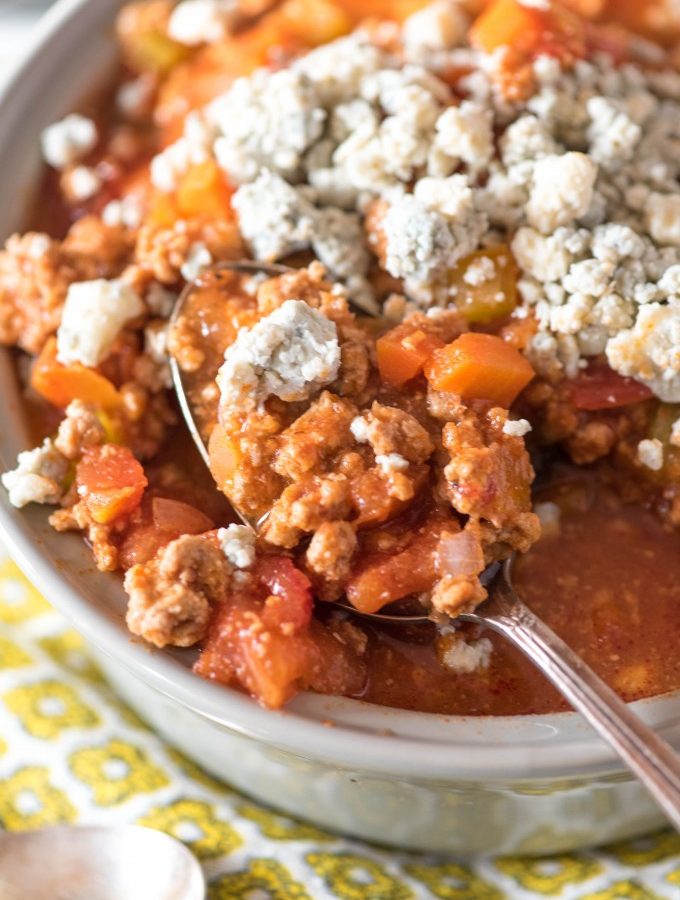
[484,574,680,831]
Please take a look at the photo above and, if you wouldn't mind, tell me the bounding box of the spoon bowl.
[0,825,205,900]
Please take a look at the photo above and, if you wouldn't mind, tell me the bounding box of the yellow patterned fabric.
[0,549,679,899]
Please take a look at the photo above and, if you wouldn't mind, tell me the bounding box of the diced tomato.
[568,363,653,411]
[119,497,215,568]
[376,323,445,387]
[76,445,147,525]
[256,556,313,634]
[346,518,446,614]
[425,332,535,407]
[195,596,365,708]
[31,337,122,410]
[151,496,214,535]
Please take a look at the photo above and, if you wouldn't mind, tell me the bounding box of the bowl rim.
[1,0,680,784]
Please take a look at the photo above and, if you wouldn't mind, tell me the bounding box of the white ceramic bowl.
[0,0,678,856]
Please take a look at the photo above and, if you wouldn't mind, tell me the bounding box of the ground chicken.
[0,233,76,354]
[430,573,488,618]
[61,216,133,280]
[361,402,435,463]
[305,520,357,598]
[50,501,120,572]
[135,217,244,284]
[273,392,358,481]
[262,473,352,548]
[125,533,232,647]
[54,400,106,459]
[441,402,540,554]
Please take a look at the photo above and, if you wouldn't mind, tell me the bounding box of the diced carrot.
[470,0,545,54]
[346,519,443,613]
[76,445,147,525]
[31,337,122,410]
[176,160,234,220]
[336,0,428,22]
[376,323,445,388]
[470,0,585,61]
[425,332,534,407]
[208,423,242,492]
[448,245,518,325]
[277,0,353,45]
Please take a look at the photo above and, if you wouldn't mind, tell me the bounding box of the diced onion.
[436,529,485,578]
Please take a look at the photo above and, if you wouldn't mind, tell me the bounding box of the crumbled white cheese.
[350,416,370,443]
[376,453,410,473]
[637,438,664,471]
[441,635,493,674]
[210,68,326,184]
[586,96,642,169]
[671,418,680,448]
[292,34,388,105]
[502,418,532,438]
[218,523,256,568]
[428,101,494,176]
[382,175,485,286]
[217,300,341,409]
[232,170,317,260]
[116,76,155,120]
[1,439,69,508]
[606,303,680,402]
[645,193,680,247]
[534,501,561,539]
[144,322,172,388]
[57,279,145,367]
[63,165,101,202]
[511,228,573,282]
[402,1,468,55]
[526,152,597,234]
[168,0,236,46]
[180,242,213,282]
[102,196,142,230]
[146,282,177,318]
[150,112,214,191]
[463,255,496,287]
[311,207,374,309]
[41,114,97,169]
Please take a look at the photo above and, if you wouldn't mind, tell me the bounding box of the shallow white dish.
[0,0,678,855]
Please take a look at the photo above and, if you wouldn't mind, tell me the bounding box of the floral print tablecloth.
[0,544,679,900]
[1,6,679,899]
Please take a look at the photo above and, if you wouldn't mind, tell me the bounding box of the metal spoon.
[169,262,680,831]
[0,825,205,899]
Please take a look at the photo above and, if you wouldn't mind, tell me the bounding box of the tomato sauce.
[358,467,680,715]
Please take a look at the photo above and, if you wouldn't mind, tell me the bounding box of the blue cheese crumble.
[217,299,341,409]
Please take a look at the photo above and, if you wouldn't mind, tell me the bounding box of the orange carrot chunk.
[31,337,122,410]
[376,324,445,388]
[76,445,147,525]
[176,160,234,220]
[470,0,545,53]
[424,332,534,407]
[470,0,584,61]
